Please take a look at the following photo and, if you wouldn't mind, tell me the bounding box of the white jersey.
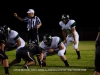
[59,19,78,36]
[7,37,16,44]
[39,36,65,51]
[8,30,25,50]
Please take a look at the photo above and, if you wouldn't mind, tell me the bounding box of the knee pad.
[43,52,47,58]
[58,51,64,57]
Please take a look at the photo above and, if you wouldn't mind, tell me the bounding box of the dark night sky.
[0,0,99,32]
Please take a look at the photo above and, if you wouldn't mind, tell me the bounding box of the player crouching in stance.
[9,42,44,68]
[59,13,81,59]
[39,34,69,67]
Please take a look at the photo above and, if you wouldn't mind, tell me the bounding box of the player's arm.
[96,27,100,42]
[0,35,7,51]
[62,29,67,41]
[95,27,100,48]
[36,51,44,68]
[59,21,67,42]
[36,54,41,67]
[71,22,77,44]
[13,34,21,47]
[0,41,6,51]
[53,37,64,52]
[71,27,76,41]
[96,32,100,43]
[36,47,44,68]
[56,37,64,50]
[95,32,100,48]
[15,38,21,47]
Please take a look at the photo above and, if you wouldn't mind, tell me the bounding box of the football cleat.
[77,57,81,59]
[23,64,29,69]
[66,64,69,67]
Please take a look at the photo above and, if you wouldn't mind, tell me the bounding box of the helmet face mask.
[0,26,4,33]
[61,14,69,21]
[43,34,52,45]
[3,25,11,35]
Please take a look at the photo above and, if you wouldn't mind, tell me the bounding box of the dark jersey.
[0,33,7,44]
[20,43,42,56]
[0,33,8,60]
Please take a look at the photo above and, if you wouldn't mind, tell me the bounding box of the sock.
[64,50,66,55]
[63,60,69,66]
[4,67,9,74]
[76,51,81,58]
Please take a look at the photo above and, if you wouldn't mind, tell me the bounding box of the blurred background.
[0,0,99,41]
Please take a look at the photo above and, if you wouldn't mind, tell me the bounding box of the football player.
[59,14,81,59]
[0,27,9,75]
[2,25,26,65]
[5,37,17,51]
[0,26,17,51]
[39,34,69,67]
[2,25,25,51]
[9,42,44,69]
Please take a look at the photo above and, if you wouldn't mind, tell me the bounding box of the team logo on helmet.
[62,15,66,19]
[43,34,52,43]
[62,14,69,19]
[7,27,10,31]
[67,15,69,18]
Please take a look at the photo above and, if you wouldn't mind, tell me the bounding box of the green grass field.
[0,41,95,75]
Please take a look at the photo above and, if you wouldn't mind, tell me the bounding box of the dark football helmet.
[3,25,11,35]
[43,34,52,45]
[0,26,4,33]
[61,13,69,20]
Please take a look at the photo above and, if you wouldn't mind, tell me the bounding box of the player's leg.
[9,59,18,67]
[16,40,25,51]
[64,36,71,52]
[74,41,81,59]
[41,51,48,66]
[23,51,36,69]
[0,50,9,75]
[3,59,9,75]
[58,48,69,67]
[72,34,81,59]
[9,50,21,67]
